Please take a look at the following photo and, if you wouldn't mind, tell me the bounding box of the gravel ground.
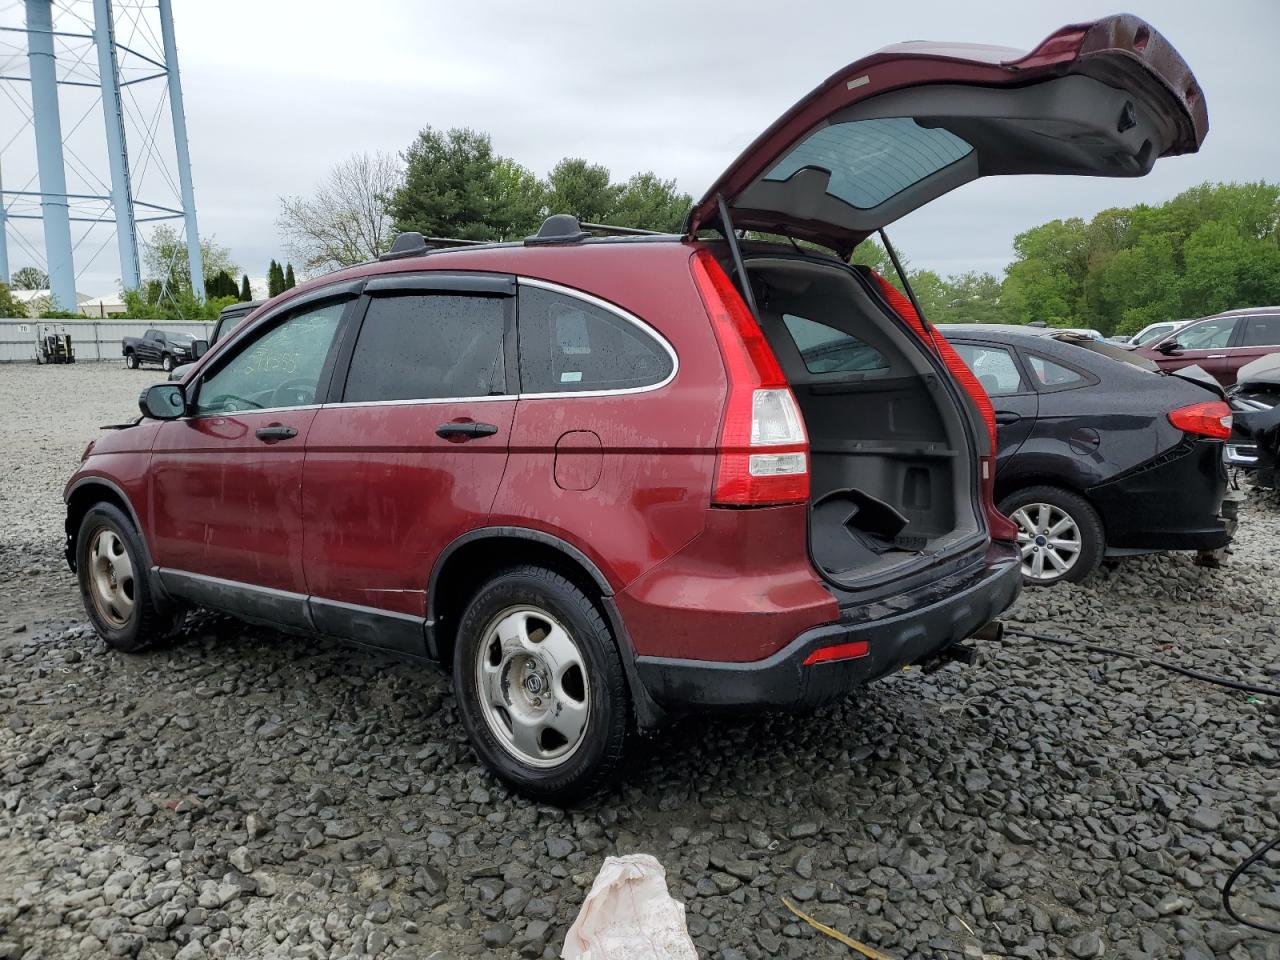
[1,362,1278,960]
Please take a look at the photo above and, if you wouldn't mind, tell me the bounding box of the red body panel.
[148,411,318,593]
[301,400,516,615]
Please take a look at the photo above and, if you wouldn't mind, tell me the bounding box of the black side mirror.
[1156,340,1182,355]
[192,339,209,358]
[139,383,187,420]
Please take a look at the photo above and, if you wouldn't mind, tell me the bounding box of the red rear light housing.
[1168,400,1232,439]
[690,249,810,506]
[803,640,870,666]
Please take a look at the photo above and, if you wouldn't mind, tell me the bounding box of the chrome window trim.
[322,395,516,410]
[183,403,322,421]
[515,276,679,400]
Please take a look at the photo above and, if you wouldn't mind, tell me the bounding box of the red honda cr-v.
[65,15,1206,800]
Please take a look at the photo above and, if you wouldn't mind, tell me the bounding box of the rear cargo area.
[746,255,981,587]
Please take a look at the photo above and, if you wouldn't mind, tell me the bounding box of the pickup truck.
[122,329,204,372]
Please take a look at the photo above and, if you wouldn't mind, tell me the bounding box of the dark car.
[170,300,263,381]
[65,14,1203,800]
[1226,352,1280,488]
[1134,307,1280,387]
[122,328,202,372]
[941,325,1234,584]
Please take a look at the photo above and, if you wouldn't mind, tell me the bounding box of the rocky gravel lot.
[1,362,1278,960]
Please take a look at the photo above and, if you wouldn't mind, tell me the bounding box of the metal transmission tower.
[0,0,203,310]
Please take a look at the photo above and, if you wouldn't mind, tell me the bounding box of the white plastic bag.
[561,854,699,960]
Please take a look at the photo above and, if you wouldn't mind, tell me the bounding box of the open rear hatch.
[689,15,1206,589]
[686,14,1207,256]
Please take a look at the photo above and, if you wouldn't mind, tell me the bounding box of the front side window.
[1026,353,1085,389]
[193,300,346,415]
[1176,317,1237,350]
[518,286,673,394]
[1241,315,1280,347]
[1132,323,1173,346]
[952,343,1025,396]
[343,293,507,402]
[782,313,890,375]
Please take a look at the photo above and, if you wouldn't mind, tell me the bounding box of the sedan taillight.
[1168,400,1232,439]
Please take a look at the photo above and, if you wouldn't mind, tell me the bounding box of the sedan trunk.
[746,254,981,588]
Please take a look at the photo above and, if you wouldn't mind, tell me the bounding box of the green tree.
[10,266,49,290]
[0,282,24,318]
[284,263,297,290]
[143,224,238,296]
[544,158,619,224]
[240,274,252,301]
[390,126,544,241]
[205,270,237,299]
[267,260,284,298]
[609,172,692,233]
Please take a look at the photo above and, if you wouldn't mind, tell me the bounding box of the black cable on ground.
[1002,627,1280,699]
[999,626,1280,935]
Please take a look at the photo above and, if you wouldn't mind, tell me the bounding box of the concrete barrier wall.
[0,320,216,363]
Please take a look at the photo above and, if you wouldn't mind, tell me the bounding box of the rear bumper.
[632,541,1020,712]
[1088,439,1232,552]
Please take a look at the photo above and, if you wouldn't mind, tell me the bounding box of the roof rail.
[580,221,663,237]
[378,232,487,261]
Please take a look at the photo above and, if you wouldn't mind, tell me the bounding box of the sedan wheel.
[474,604,590,768]
[1011,503,1081,582]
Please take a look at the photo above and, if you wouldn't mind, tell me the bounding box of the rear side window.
[344,294,507,402]
[1241,315,1280,347]
[952,343,1025,396]
[1026,354,1085,389]
[518,285,673,394]
[782,313,890,375]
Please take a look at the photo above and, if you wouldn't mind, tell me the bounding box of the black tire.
[125,351,138,369]
[76,503,180,652]
[999,485,1104,586]
[453,565,630,803]
[161,354,174,372]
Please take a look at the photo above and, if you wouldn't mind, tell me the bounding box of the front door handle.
[1206,354,1227,359]
[255,425,298,442]
[994,411,1021,425]
[437,421,499,441]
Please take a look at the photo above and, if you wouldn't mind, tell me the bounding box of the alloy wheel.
[1011,503,1082,582]
[474,605,590,768]
[88,528,135,627]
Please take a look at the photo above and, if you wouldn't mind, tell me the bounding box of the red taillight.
[866,271,1018,542]
[803,640,870,666]
[690,249,809,506]
[1169,401,1232,439]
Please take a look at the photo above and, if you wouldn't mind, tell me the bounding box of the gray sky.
[3,0,1279,293]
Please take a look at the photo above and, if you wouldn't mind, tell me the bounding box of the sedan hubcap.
[1011,503,1082,582]
[88,528,135,627]
[475,605,589,768]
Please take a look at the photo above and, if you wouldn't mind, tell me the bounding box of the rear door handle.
[994,411,1021,425]
[255,425,298,442]
[436,421,499,440]
[1206,354,1227,359]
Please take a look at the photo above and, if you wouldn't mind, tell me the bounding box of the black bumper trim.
[633,546,1021,712]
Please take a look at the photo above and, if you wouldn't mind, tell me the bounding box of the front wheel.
[999,485,1104,586]
[125,352,138,369]
[76,503,180,652]
[161,354,174,372]
[453,565,630,803]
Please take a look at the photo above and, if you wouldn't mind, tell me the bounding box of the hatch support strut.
[878,228,932,337]
[716,194,762,322]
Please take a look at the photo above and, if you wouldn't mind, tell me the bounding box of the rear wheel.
[999,485,1103,586]
[453,565,629,803]
[76,503,180,652]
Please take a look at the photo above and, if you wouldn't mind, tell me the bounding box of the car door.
[139,329,161,364]
[301,273,516,650]
[949,340,1038,476]
[1226,314,1280,386]
[148,289,356,625]
[1147,315,1241,385]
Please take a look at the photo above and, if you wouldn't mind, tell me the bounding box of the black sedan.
[939,326,1236,585]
